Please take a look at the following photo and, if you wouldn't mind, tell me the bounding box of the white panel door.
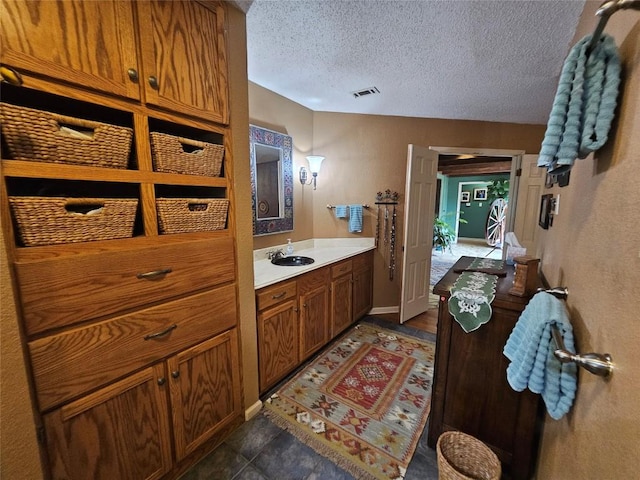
[400,145,438,323]
[513,154,545,253]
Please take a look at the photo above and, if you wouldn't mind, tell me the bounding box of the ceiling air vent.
[352,86,380,98]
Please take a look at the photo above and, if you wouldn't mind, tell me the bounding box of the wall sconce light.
[300,155,324,190]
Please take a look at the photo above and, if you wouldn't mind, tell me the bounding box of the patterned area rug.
[430,258,457,285]
[263,323,436,480]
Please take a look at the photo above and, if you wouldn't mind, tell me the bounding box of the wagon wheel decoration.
[485,198,507,247]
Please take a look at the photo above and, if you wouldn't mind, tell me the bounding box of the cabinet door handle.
[127,68,139,82]
[171,370,180,379]
[137,268,172,280]
[0,65,23,86]
[144,324,177,340]
[157,377,166,386]
[148,75,159,90]
[272,292,286,299]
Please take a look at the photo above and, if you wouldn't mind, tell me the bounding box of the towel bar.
[550,325,614,378]
[326,204,370,209]
[537,287,569,298]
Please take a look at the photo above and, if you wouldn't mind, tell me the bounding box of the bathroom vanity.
[254,240,374,394]
[428,256,544,480]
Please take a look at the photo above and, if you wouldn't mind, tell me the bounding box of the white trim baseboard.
[368,306,399,315]
[244,400,263,421]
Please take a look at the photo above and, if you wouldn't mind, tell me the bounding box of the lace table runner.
[448,258,504,333]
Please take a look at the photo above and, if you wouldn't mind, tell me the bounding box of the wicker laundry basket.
[437,431,501,480]
[9,196,138,247]
[156,198,229,234]
[150,132,224,177]
[0,103,133,168]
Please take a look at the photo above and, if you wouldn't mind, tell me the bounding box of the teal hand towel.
[538,34,620,173]
[348,204,363,233]
[334,205,347,218]
[503,292,577,420]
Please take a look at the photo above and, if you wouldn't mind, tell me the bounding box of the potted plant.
[433,216,456,253]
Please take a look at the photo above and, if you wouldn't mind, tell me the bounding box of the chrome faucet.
[267,249,285,260]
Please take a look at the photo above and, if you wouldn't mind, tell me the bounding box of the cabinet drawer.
[352,251,372,271]
[331,260,352,278]
[256,280,297,311]
[29,284,237,412]
[15,237,235,335]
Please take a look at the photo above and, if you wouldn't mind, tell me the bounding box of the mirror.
[250,125,293,235]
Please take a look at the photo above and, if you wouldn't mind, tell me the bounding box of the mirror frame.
[250,125,293,235]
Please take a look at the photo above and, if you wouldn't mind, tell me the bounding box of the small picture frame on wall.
[539,194,553,229]
[460,191,470,202]
[473,188,487,201]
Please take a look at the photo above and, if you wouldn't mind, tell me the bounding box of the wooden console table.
[427,256,544,480]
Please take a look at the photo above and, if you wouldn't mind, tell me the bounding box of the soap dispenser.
[285,239,294,256]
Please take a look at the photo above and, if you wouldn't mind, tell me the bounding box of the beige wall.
[533,9,640,480]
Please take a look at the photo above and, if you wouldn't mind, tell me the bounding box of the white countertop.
[254,238,376,290]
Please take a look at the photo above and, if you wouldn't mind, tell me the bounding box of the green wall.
[439,174,510,239]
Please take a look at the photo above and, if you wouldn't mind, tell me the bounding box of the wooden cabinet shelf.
[2,160,229,187]
[0,1,241,478]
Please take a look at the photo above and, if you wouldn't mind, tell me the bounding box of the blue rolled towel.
[348,205,363,233]
[538,33,620,173]
[503,292,577,420]
[334,205,347,219]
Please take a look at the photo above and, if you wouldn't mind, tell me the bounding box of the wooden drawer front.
[352,251,372,271]
[29,284,237,412]
[299,266,329,293]
[16,237,235,335]
[331,260,352,279]
[256,280,297,311]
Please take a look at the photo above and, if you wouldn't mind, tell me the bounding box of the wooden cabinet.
[330,259,353,337]
[352,250,373,320]
[168,330,242,461]
[137,0,228,124]
[0,1,240,478]
[256,251,374,395]
[298,267,330,361]
[256,281,299,393]
[43,329,242,480]
[1,0,228,124]
[1,0,140,100]
[428,256,543,480]
[43,364,173,480]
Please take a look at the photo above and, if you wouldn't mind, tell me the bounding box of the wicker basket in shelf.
[436,431,501,480]
[9,197,139,247]
[0,103,133,168]
[150,132,224,177]
[156,198,229,234]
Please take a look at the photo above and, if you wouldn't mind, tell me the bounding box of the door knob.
[127,68,139,82]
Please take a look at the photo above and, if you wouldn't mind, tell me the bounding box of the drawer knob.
[272,292,286,299]
[0,65,23,86]
[137,268,172,280]
[157,377,166,386]
[127,68,139,82]
[171,370,180,379]
[148,75,159,89]
[144,324,177,340]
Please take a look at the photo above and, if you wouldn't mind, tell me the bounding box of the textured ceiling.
[245,0,588,125]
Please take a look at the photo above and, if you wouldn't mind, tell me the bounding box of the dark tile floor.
[180,318,440,480]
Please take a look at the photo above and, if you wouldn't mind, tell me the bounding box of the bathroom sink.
[271,255,315,266]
